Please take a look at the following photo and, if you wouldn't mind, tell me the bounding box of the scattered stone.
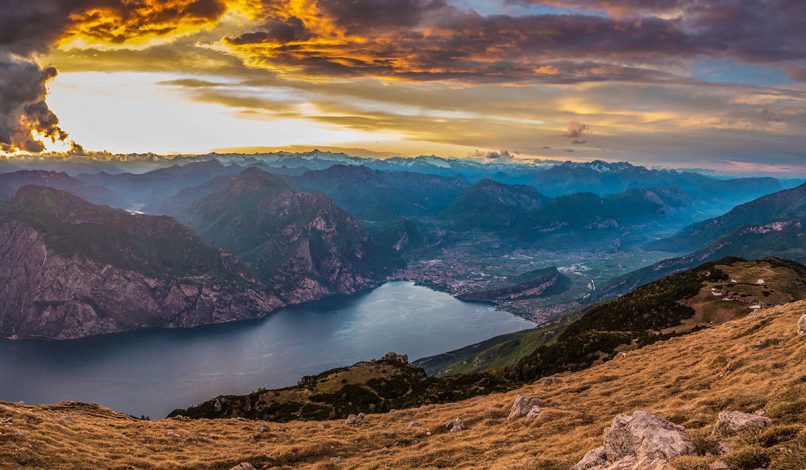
[525,406,542,422]
[709,461,729,470]
[256,425,269,433]
[229,463,255,470]
[799,314,806,336]
[507,395,543,419]
[319,422,332,430]
[330,456,345,464]
[407,421,423,428]
[541,376,561,386]
[717,441,732,455]
[345,414,365,425]
[712,410,772,436]
[572,410,695,470]
[444,418,465,433]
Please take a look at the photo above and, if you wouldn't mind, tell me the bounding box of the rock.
[318,422,332,430]
[381,352,409,364]
[256,425,269,433]
[507,395,543,419]
[525,406,542,422]
[573,410,695,470]
[541,376,561,386]
[799,314,806,336]
[444,418,465,433]
[229,464,255,470]
[330,456,345,464]
[712,410,772,436]
[345,414,365,425]
[709,461,729,470]
[407,421,423,428]
[573,447,608,470]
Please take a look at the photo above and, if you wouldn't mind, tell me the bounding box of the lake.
[0,282,533,418]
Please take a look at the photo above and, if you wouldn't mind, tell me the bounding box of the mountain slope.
[605,221,806,297]
[650,182,806,253]
[3,301,804,468]
[295,164,467,222]
[424,257,806,377]
[179,168,394,304]
[0,186,281,340]
[509,186,692,248]
[446,178,550,231]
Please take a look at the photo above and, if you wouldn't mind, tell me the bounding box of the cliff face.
[0,186,282,340]
[180,168,393,304]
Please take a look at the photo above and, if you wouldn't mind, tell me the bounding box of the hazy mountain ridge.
[0,170,127,208]
[650,182,806,253]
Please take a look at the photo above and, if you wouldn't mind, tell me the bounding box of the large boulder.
[712,411,772,436]
[507,395,543,420]
[799,314,806,336]
[573,411,695,470]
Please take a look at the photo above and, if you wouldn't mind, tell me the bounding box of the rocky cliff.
[0,186,282,340]
[179,168,394,304]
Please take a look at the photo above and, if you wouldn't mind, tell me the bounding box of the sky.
[1,0,805,174]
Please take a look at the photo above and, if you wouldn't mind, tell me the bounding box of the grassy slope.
[425,257,806,378]
[414,310,582,376]
[2,302,804,469]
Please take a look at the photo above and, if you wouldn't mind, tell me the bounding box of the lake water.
[0,282,532,418]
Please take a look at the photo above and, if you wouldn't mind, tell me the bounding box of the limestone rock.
[229,464,255,470]
[605,410,695,462]
[573,410,695,470]
[444,418,465,433]
[712,410,772,436]
[525,405,542,422]
[573,446,607,470]
[799,314,806,336]
[345,413,365,425]
[507,395,543,419]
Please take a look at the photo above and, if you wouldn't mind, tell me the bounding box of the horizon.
[2,1,805,176]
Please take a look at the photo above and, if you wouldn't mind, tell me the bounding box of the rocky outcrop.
[799,314,806,336]
[0,186,282,340]
[507,395,542,420]
[573,411,695,470]
[712,410,772,436]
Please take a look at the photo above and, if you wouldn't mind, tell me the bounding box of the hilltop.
[2,301,804,469]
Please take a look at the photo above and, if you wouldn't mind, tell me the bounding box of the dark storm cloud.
[0,0,228,153]
[227,17,313,45]
[222,0,806,85]
[0,57,66,153]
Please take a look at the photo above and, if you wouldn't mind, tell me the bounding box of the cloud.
[0,0,229,153]
[565,121,588,139]
[470,149,514,160]
[0,57,68,153]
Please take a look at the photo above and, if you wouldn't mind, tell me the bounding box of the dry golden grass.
[2,302,805,469]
